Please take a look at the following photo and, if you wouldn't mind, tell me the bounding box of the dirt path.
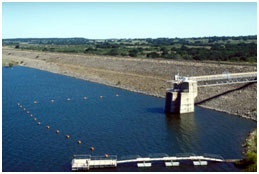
[2,47,257,120]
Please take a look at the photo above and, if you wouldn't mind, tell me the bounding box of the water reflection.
[165,112,201,153]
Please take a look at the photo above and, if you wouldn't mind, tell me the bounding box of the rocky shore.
[2,47,257,120]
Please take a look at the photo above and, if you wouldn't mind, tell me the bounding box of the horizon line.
[3,34,257,40]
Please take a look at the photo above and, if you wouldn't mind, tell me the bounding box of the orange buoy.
[77,140,82,144]
[33,118,37,121]
[90,147,94,151]
[116,94,119,97]
[33,101,37,104]
[105,154,109,158]
[37,122,41,125]
[50,99,55,103]
[46,125,50,129]
[83,97,87,100]
[67,98,71,101]
[56,130,60,134]
[66,135,70,139]
[100,96,103,99]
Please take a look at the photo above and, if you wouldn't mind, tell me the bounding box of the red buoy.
[105,154,109,158]
[46,125,50,129]
[66,135,70,139]
[34,118,37,121]
[116,94,119,97]
[100,96,103,99]
[77,140,82,144]
[90,147,94,151]
[50,99,55,103]
[26,111,30,114]
[56,130,60,134]
[23,108,26,111]
[37,122,41,125]
[30,114,33,117]
[33,101,37,104]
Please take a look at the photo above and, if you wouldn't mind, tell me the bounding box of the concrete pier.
[165,80,197,114]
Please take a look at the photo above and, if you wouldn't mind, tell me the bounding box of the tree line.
[3,35,257,62]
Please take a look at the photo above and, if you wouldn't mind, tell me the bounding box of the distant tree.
[49,48,55,52]
[147,52,159,58]
[180,45,188,50]
[160,47,169,56]
[84,46,95,52]
[15,44,19,49]
[128,49,138,57]
[121,52,128,56]
[137,47,144,52]
[107,49,119,56]
[194,40,201,44]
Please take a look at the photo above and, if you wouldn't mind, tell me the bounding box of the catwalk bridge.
[72,153,240,171]
[165,71,257,114]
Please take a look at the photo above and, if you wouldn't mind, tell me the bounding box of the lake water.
[2,66,256,172]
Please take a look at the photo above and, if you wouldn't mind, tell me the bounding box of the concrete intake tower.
[165,75,197,114]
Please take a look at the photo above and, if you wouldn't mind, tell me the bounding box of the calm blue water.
[3,66,256,172]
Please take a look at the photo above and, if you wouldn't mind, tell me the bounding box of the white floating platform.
[165,161,180,167]
[137,162,152,167]
[72,155,117,171]
[193,161,208,166]
[72,159,89,171]
[89,159,117,168]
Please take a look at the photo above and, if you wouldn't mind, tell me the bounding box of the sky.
[2,2,257,39]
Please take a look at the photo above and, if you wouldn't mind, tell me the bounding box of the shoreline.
[5,64,257,122]
[2,48,257,121]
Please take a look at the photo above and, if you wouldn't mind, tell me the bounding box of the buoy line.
[17,99,123,153]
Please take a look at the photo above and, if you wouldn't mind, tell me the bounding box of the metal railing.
[90,155,117,161]
[73,154,91,159]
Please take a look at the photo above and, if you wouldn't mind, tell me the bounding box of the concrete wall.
[165,80,197,114]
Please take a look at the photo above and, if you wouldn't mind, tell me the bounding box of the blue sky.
[2,2,257,39]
